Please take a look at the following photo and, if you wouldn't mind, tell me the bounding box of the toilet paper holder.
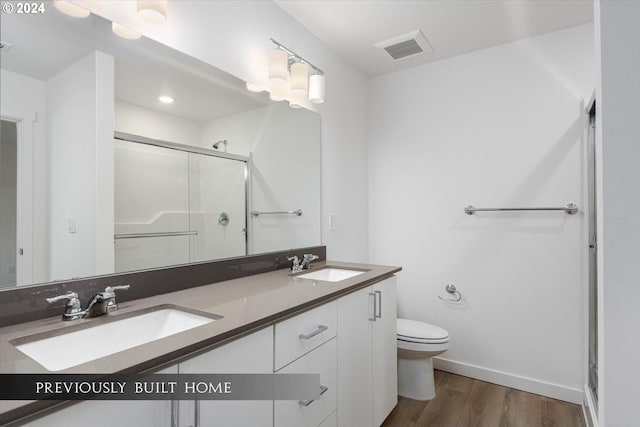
[438,284,462,303]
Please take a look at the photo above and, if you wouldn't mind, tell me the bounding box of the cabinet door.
[337,286,373,427]
[275,338,337,427]
[178,326,273,427]
[22,365,178,427]
[372,277,398,426]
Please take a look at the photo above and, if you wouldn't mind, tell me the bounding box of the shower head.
[212,139,228,150]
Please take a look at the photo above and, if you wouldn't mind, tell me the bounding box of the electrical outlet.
[67,217,77,234]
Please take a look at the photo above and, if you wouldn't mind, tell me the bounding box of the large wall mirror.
[0,5,321,289]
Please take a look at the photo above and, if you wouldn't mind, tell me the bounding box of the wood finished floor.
[382,370,586,427]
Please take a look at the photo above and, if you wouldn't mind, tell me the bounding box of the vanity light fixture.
[158,95,174,104]
[137,0,168,24]
[54,0,90,18]
[268,39,326,106]
[290,62,309,94]
[268,48,289,84]
[112,22,142,40]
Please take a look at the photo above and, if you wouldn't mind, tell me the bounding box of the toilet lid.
[397,318,449,342]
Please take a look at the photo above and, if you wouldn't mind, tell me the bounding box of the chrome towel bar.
[464,203,578,215]
[251,209,303,217]
[114,231,198,239]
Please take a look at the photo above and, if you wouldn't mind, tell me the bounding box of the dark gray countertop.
[0,261,401,424]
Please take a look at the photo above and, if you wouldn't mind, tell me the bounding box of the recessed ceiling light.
[158,95,174,104]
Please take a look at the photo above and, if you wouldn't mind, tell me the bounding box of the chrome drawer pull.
[298,385,329,406]
[298,324,328,340]
[375,290,382,319]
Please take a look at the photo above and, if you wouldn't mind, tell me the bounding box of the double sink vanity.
[0,257,401,427]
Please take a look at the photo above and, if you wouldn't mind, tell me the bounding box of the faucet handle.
[288,256,302,272]
[46,292,83,321]
[103,284,130,312]
[45,291,79,304]
[104,284,130,293]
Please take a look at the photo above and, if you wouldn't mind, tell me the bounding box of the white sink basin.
[296,267,365,282]
[14,306,221,371]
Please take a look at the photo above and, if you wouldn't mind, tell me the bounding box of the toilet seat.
[397,318,449,344]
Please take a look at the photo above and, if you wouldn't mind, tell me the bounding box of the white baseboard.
[433,357,584,405]
[582,384,598,427]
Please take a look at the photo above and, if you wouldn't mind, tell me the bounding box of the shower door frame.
[584,94,599,425]
[114,131,250,257]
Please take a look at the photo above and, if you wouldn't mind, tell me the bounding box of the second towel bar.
[464,203,578,215]
[251,209,303,217]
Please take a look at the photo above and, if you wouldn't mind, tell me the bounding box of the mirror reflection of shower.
[213,139,228,152]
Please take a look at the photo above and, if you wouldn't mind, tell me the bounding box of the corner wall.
[594,1,640,425]
[368,24,594,403]
[46,51,114,280]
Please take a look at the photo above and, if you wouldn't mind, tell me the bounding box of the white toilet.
[396,318,450,400]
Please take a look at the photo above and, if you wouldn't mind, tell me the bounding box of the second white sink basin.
[296,267,365,282]
[14,305,221,371]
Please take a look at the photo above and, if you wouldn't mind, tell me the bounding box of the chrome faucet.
[46,285,130,321]
[301,253,319,270]
[288,256,302,273]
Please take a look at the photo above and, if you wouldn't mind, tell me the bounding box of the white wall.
[594,1,640,425]
[83,0,370,262]
[202,103,321,254]
[46,51,114,280]
[115,100,202,146]
[369,24,594,403]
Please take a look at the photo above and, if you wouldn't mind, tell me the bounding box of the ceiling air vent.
[374,30,432,61]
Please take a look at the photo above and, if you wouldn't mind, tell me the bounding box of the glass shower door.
[114,140,191,272]
[188,152,247,262]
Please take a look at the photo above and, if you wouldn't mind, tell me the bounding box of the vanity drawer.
[275,338,337,427]
[275,301,337,370]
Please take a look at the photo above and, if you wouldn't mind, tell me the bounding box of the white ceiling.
[275,0,594,76]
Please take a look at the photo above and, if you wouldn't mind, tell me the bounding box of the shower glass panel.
[114,137,248,272]
[114,140,191,272]
[188,153,247,262]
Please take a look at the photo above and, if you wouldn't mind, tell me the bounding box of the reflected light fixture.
[308,74,325,104]
[137,0,168,24]
[269,84,286,102]
[112,22,142,40]
[246,82,264,93]
[268,39,325,106]
[158,95,174,104]
[54,0,90,18]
